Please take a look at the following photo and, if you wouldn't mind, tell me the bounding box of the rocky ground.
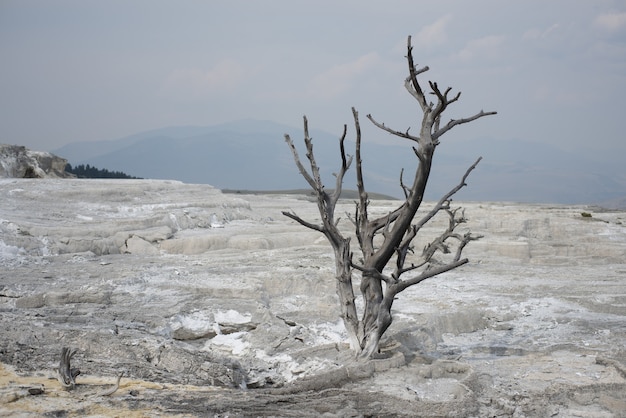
[0,179,625,417]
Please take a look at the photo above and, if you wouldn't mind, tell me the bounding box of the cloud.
[307,52,381,99]
[160,59,246,100]
[455,35,505,61]
[594,12,626,31]
[531,83,583,106]
[523,23,561,40]
[414,14,452,47]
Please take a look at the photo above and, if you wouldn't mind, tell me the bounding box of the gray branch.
[433,110,498,140]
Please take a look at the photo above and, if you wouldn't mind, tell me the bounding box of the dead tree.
[58,347,80,390]
[283,35,496,359]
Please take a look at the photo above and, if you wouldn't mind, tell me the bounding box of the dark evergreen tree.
[65,163,141,179]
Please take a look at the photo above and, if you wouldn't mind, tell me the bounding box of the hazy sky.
[1,1,625,155]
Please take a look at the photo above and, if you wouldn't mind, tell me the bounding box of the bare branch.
[453,231,482,262]
[351,201,365,249]
[433,110,498,140]
[366,203,407,239]
[366,114,420,143]
[405,35,430,111]
[331,124,353,203]
[393,236,416,278]
[284,133,317,190]
[95,371,124,397]
[353,107,366,204]
[353,107,372,254]
[395,258,431,279]
[388,259,469,298]
[414,156,482,232]
[339,124,348,169]
[421,207,463,263]
[389,157,481,281]
[282,210,324,233]
[399,168,410,199]
[429,81,461,112]
[302,116,324,193]
[412,146,425,164]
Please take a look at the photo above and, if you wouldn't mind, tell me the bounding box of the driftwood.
[94,371,124,397]
[58,347,80,390]
[57,347,125,396]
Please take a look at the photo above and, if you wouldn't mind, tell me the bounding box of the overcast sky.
[1,1,625,156]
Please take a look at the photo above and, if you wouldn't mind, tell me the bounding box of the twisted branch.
[58,347,80,391]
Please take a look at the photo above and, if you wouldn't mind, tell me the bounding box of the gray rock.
[123,235,160,255]
[0,144,71,178]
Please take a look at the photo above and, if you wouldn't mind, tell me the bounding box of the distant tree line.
[65,163,141,179]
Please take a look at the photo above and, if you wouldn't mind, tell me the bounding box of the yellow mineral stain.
[1,362,221,417]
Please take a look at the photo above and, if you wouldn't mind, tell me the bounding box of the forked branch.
[405,35,430,111]
[393,258,469,294]
[283,116,354,237]
[434,110,498,140]
[414,156,483,232]
[390,157,483,281]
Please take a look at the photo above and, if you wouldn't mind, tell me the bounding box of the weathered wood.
[58,347,80,390]
[283,117,359,349]
[95,371,124,397]
[283,35,496,359]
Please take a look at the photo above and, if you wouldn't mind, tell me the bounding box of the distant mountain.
[53,120,626,206]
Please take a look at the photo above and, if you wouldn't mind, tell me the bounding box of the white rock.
[210,213,224,228]
[124,235,160,255]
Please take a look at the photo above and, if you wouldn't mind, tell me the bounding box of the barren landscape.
[1,179,625,417]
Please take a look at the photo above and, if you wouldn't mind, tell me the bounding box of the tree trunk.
[333,239,360,351]
[357,272,386,358]
[359,278,393,359]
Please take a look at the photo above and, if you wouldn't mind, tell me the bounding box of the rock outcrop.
[0,144,72,178]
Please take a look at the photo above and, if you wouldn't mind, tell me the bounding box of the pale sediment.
[1,179,625,416]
